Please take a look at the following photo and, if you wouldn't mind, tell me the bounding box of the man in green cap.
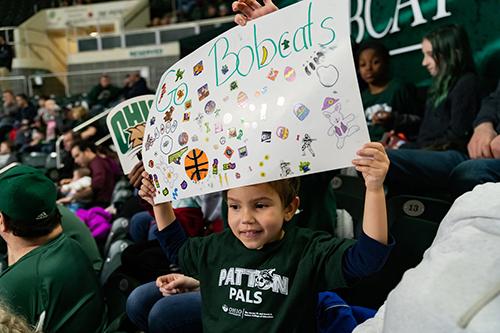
[0,164,107,332]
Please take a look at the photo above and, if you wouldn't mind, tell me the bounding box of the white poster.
[142,0,369,202]
[107,95,154,174]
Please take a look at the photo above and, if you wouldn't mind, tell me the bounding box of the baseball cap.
[0,164,57,222]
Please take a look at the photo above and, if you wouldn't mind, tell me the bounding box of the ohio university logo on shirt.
[218,267,289,305]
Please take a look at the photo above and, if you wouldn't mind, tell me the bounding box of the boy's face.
[227,183,298,250]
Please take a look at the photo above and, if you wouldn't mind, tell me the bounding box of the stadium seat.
[331,174,366,237]
[103,217,130,257]
[337,194,452,309]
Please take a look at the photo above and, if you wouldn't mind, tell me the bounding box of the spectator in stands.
[0,164,106,332]
[0,141,17,168]
[14,119,33,150]
[58,130,79,180]
[39,99,60,142]
[1,90,18,127]
[70,140,119,207]
[57,167,92,210]
[357,41,421,142]
[123,72,152,100]
[15,94,36,123]
[0,35,13,78]
[385,24,482,197]
[20,128,46,153]
[354,182,500,333]
[64,105,98,140]
[87,74,121,116]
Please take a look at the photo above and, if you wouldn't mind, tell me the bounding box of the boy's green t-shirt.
[0,233,107,333]
[180,225,355,332]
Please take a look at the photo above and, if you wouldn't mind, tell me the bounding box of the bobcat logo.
[255,269,276,290]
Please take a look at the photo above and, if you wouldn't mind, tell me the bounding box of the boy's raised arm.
[352,142,389,245]
[138,170,176,231]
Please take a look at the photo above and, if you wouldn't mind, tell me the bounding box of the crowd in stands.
[0,0,499,332]
[0,72,152,170]
[149,0,231,27]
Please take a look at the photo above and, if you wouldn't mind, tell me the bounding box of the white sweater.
[354,182,500,333]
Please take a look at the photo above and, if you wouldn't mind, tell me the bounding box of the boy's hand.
[128,161,145,189]
[232,0,278,26]
[138,171,156,206]
[156,273,200,296]
[352,142,389,191]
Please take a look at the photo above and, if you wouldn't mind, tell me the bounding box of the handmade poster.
[142,0,369,202]
[106,95,154,174]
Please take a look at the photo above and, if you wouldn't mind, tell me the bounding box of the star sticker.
[175,69,184,82]
[281,39,290,50]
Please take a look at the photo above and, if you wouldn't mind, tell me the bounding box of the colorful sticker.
[184,99,192,110]
[168,146,189,164]
[172,188,179,200]
[175,69,185,82]
[221,65,229,75]
[223,162,236,170]
[260,46,270,66]
[219,136,227,145]
[238,146,248,158]
[299,161,311,173]
[230,81,238,91]
[237,91,248,108]
[178,132,189,146]
[261,131,272,143]
[162,187,169,196]
[205,100,216,115]
[281,39,290,50]
[237,129,244,140]
[193,61,203,76]
[180,180,188,190]
[148,160,154,168]
[228,128,237,138]
[212,158,219,175]
[176,89,185,100]
[276,126,289,139]
[284,66,296,82]
[293,103,310,121]
[322,97,339,111]
[214,122,223,134]
[197,84,209,101]
[184,148,209,182]
[267,68,279,81]
[183,112,191,122]
[224,146,234,159]
[149,116,156,126]
[164,107,174,122]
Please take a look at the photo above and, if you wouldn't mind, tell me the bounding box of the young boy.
[139,142,392,332]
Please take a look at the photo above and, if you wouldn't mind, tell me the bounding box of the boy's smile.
[227,183,298,250]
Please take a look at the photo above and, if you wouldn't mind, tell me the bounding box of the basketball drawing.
[184,148,209,182]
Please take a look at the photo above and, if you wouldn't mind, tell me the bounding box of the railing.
[0,27,16,44]
[77,16,234,52]
[0,75,28,94]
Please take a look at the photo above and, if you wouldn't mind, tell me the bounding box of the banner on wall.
[106,95,154,174]
[143,0,370,203]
